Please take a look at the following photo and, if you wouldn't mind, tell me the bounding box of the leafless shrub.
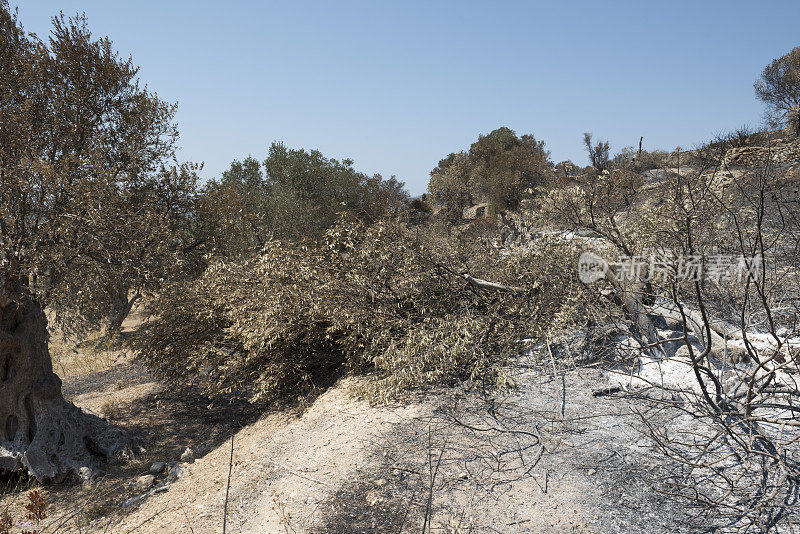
[644,152,800,530]
[557,131,800,529]
[541,127,800,529]
[584,133,611,173]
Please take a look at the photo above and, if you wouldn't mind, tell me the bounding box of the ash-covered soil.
[5,303,782,534]
[36,353,730,534]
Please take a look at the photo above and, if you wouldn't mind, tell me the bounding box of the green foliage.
[195,157,271,259]
[263,142,408,239]
[554,160,580,184]
[195,145,410,259]
[52,163,199,336]
[427,152,472,223]
[136,216,596,404]
[428,127,553,219]
[222,156,265,191]
[0,3,193,334]
[468,127,552,210]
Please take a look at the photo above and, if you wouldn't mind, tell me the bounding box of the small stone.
[587,468,597,476]
[152,482,170,494]
[149,461,165,474]
[134,474,155,493]
[122,495,144,508]
[457,472,469,480]
[180,447,195,462]
[375,478,388,487]
[365,490,385,507]
[78,466,95,482]
[675,344,691,359]
[167,463,184,482]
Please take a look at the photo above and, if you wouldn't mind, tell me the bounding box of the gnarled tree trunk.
[103,287,140,340]
[0,290,128,481]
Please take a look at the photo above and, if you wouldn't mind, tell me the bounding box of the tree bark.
[0,289,127,481]
[103,287,140,340]
[602,266,667,358]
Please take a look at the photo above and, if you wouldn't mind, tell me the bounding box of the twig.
[180,504,197,534]
[395,488,416,534]
[125,506,168,533]
[222,432,234,534]
[422,430,447,534]
[266,461,333,487]
[592,386,622,397]
[545,340,564,418]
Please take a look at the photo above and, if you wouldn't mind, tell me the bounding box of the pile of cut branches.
[135,216,597,403]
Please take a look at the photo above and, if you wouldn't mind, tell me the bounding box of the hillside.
[1,130,798,533]
[5,5,800,533]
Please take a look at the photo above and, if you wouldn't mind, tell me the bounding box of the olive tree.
[195,157,271,259]
[53,163,199,340]
[428,127,552,218]
[0,5,184,479]
[467,127,552,211]
[427,152,472,223]
[755,46,800,135]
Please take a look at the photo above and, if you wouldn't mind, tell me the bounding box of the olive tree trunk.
[103,287,140,340]
[0,291,127,481]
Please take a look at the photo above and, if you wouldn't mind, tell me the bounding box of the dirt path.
[1,310,712,534]
[100,381,422,533]
[70,359,708,533]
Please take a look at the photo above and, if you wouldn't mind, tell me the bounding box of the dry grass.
[48,306,147,379]
[49,337,120,379]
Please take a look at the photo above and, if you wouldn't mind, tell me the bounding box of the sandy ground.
[3,309,775,533]
[19,352,713,534]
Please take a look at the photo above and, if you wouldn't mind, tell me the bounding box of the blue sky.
[15,1,800,195]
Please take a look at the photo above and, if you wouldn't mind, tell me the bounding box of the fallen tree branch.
[462,273,527,295]
[601,265,667,358]
[592,385,623,397]
[649,301,747,361]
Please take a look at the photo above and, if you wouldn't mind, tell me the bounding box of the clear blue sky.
[15,1,800,195]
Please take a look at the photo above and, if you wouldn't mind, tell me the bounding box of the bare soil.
[2,336,719,533]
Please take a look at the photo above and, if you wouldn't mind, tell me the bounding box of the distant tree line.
[197,143,408,259]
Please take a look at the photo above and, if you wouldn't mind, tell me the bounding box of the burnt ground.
[313,363,715,534]
[2,337,795,532]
